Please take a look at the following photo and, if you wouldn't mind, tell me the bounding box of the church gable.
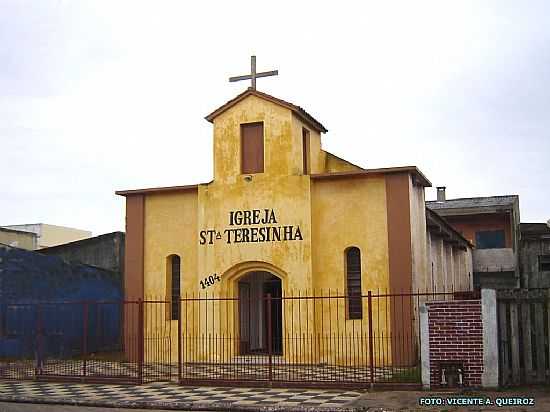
[205,88,327,134]
[208,86,377,181]
[211,93,297,182]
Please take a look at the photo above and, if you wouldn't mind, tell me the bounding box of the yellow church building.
[117,82,473,375]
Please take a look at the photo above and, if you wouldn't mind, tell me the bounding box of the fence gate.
[1,291,466,388]
[497,289,550,386]
[175,291,461,389]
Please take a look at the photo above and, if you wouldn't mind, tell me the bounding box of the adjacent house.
[519,222,550,288]
[0,244,123,360]
[39,231,125,274]
[0,227,37,250]
[426,187,520,289]
[0,223,92,249]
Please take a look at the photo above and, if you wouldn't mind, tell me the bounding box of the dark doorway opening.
[238,271,282,355]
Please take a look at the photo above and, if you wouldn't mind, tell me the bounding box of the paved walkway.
[0,380,362,411]
[0,404,203,412]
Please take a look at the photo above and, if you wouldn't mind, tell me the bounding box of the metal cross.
[229,56,278,90]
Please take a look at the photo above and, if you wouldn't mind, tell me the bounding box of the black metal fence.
[0,290,476,388]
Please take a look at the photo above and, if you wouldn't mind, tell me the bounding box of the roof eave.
[115,184,199,197]
[205,89,328,133]
[311,166,432,187]
[426,208,474,249]
[428,205,515,216]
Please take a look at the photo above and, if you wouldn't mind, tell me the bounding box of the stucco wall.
[213,95,296,182]
[324,152,362,173]
[143,191,198,300]
[311,177,389,293]
[311,176,390,364]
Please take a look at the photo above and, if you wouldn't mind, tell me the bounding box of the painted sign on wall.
[199,209,303,245]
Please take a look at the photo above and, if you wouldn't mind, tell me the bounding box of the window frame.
[167,255,181,321]
[240,121,265,175]
[302,127,310,175]
[475,230,506,249]
[345,246,363,320]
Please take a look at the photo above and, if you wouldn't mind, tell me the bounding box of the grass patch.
[385,366,421,382]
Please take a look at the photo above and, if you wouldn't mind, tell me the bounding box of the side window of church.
[475,230,505,249]
[302,127,310,174]
[241,122,264,174]
[346,247,363,319]
[170,255,181,320]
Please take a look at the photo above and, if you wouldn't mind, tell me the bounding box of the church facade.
[117,88,473,366]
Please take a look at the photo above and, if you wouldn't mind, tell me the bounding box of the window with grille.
[170,255,181,320]
[346,247,363,319]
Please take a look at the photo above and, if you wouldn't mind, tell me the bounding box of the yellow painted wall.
[214,95,298,182]
[143,191,198,362]
[144,191,198,298]
[139,93,415,365]
[311,176,390,364]
[311,177,389,293]
[324,152,363,173]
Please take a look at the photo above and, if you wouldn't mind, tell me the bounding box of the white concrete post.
[420,303,430,389]
[481,288,499,388]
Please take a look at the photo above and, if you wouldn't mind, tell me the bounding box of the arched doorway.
[238,271,282,355]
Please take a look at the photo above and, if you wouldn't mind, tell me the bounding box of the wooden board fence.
[497,289,550,386]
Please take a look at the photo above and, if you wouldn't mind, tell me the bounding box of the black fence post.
[367,291,374,388]
[138,299,144,384]
[82,302,89,377]
[267,293,273,384]
[35,304,43,378]
[177,298,182,384]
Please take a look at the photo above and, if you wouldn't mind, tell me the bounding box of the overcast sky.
[1,1,549,235]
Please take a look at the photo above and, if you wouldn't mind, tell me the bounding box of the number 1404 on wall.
[200,274,221,289]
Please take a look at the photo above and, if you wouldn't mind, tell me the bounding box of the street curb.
[0,394,359,412]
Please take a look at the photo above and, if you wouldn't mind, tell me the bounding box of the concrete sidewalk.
[0,380,362,411]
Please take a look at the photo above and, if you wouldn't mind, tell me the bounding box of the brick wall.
[427,300,483,387]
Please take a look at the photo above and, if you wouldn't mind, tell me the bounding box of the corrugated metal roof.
[426,195,518,211]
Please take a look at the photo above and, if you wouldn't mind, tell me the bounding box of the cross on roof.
[229,56,278,90]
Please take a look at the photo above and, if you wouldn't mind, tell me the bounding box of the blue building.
[0,244,123,360]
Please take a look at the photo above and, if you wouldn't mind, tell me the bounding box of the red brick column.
[427,300,483,388]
